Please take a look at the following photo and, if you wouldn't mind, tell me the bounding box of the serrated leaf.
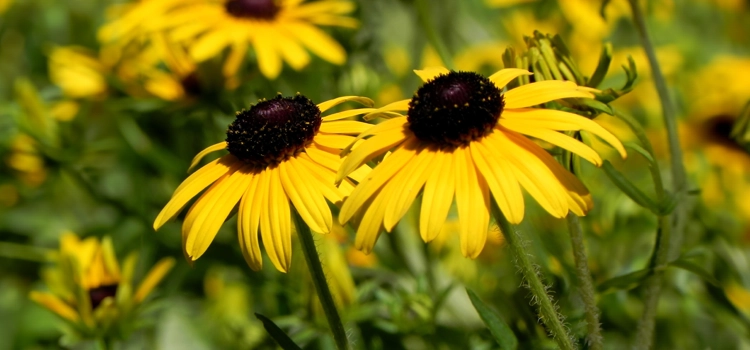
[669,259,720,287]
[598,268,652,292]
[466,288,518,350]
[255,313,303,350]
[602,161,661,215]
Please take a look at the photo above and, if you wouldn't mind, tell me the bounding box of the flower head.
[29,232,174,335]
[153,94,374,272]
[337,67,626,258]
[102,0,357,80]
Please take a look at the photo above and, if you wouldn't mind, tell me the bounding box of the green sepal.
[587,43,613,88]
[466,288,519,350]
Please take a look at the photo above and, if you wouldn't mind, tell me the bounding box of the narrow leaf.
[602,161,660,214]
[669,259,720,287]
[598,268,652,292]
[466,288,518,350]
[623,141,656,164]
[255,313,303,350]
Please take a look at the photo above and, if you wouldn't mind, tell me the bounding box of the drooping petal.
[489,130,570,217]
[414,67,450,82]
[29,292,80,322]
[223,42,249,78]
[488,68,532,89]
[339,137,420,224]
[133,257,175,303]
[362,100,410,120]
[503,80,595,109]
[314,133,357,149]
[190,27,235,62]
[296,154,346,203]
[336,126,409,182]
[272,31,310,70]
[154,155,236,230]
[419,149,455,242]
[470,138,525,224]
[383,148,434,231]
[184,165,254,261]
[238,170,264,270]
[499,119,603,165]
[318,120,373,134]
[279,158,331,234]
[322,108,377,121]
[260,166,293,273]
[454,147,490,259]
[354,185,392,254]
[188,142,227,172]
[286,22,346,65]
[503,108,627,158]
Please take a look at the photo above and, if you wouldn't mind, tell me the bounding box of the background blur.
[2,0,750,348]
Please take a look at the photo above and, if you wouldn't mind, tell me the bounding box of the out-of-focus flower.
[153,94,373,273]
[6,135,47,187]
[337,67,626,258]
[48,46,109,99]
[135,35,205,101]
[422,42,507,74]
[29,232,175,337]
[0,0,11,14]
[103,0,357,80]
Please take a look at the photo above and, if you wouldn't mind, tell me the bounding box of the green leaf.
[658,191,678,215]
[669,259,720,287]
[598,268,653,292]
[255,313,303,350]
[602,161,660,215]
[466,288,518,350]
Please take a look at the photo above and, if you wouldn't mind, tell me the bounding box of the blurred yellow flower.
[422,42,507,74]
[6,135,47,187]
[105,0,357,80]
[337,67,625,258]
[0,0,11,14]
[30,232,175,335]
[48,46,109,99]
[153,94,373,273]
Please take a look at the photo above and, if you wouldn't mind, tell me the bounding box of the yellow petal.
[362,99,410,120]
[189,28,234,62]
[223,42,249,78]
[272,30,310,70]
[454,147,490,259]
[419,150,455,242]
[279,159,331,234]
[30,291,79,322]
[470,139,525,224]
[488,68,532,89]
[133,257,175,303]
[499,119,603,165]
[188,142,227,173]
[354,185,392,254]
[153,155,235,231]
[339,138,420,224]
[254,26,283,79]
[322,108,377,121]
[504,80,595,109]
[317,96,374,112]
[490,131,569,217]
[503,108,627,158]
[383,149,434,231]
[319,120,374,134]
[286,22,346,65]
[238,171,264,270]
[260,166,293,273]
[296,154,346,202]
[337,120,409,182]
[414,66,450,82]
[314,133,357,149]
[184,165,254,261]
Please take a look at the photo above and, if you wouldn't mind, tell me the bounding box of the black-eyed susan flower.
[48,46,109,99]
[337,67,626,258]
[104,0,357,80]
[29,232,174,336]
[153,94,373,273]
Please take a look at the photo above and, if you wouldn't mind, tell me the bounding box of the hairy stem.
[494,206,575,350]
[292,210,349,350]
[566,215,603,350]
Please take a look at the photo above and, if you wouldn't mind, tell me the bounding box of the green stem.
[566,215,603,350]
[414,0,455,70]
[493,206,575,350]
[627,1,687,348]
[292,210,349,350]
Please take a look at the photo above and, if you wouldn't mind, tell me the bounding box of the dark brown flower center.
[226,94,321,168]
[89,284,118,309]
[702,114,744,151]
[180,72,202,96]
[225,0,280,20]
[408,71,504,148]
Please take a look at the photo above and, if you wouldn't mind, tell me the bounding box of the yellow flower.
[337,67,626,258]
[153,94,373,272]
[107,0,357,80]
[0,0,11,14]
[48,46,108,99]
[136,34,204,101]
[30,232,175,333]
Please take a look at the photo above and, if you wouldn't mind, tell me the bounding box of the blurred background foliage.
[1,0,750,349]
